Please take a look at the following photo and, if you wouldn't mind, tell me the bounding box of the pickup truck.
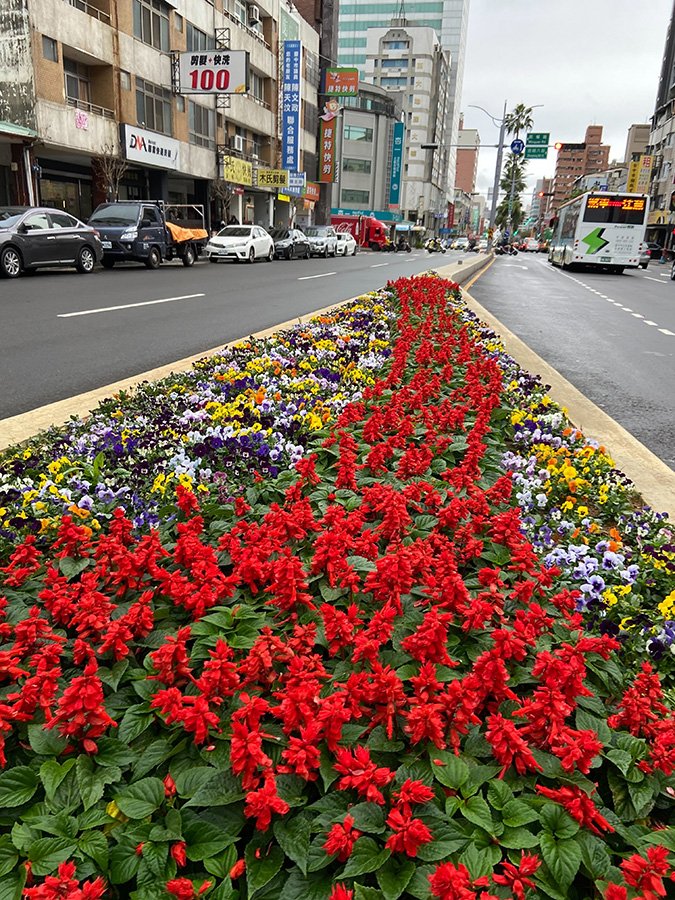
[88,201,208,269]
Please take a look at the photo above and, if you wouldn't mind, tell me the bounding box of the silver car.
[305,225,338,257]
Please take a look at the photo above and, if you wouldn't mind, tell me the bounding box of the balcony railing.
[65,0,111,25]
[221,7,269,49]
[66,96,115,119]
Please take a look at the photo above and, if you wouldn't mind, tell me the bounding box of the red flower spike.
[323,814,362,861]
[385,807,433,857]
[493,853,541,900]
[535,784,614,835]
[328,885,354,900]
[620,844,670,900]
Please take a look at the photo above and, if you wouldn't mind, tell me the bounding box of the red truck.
[330,214,389,250]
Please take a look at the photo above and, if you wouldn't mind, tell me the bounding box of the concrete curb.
[461,278,675,519]
[0,261,488,451]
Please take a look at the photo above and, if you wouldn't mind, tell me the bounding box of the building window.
[188,100,215,149]
[186,22,212,51]
[234,0,247,26]
[303,103,318,135]
[42,36,58,62]
[133,0,170,51]
[176,95,185,112]
[64,58,90,104]
[341,189,370,204]
[343,125,373,142]
[380,76,408,87]
[383,40,409,49]
[343,157,372,174]
[136,77,172,134]
[381,58,408,68]
[249,70,265,103]
[174,12,183,31]
[120,70,131,90]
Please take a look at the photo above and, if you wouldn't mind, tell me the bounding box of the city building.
[552,124,610,209]
[0,0,320,227]
[363,19,450,232]
[329,82,402,222]
[572,166,629,195]
[336,0,471,197]
[624,123,650,163]
[530,176,554,231]
[647,2,675,246]
[455,114,479,194]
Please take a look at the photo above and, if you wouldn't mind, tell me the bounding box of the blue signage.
[331,207,403,222]
[285,171,307,196]
[510,138,525,155]
[389,121,404,208]
[282,41,302,173]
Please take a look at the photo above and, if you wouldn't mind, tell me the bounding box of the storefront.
[0,121,38,207]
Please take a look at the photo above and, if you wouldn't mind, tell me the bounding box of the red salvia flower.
[243,774,290,831]
[492,853,541,900]
[620,845,670,900]
[328,885,354,900]
[535,784,614,835]
[385,807,433,857]
[333,745,395,805]
[323,814,362,861]
[485,713,542,777]
[23,861,105,900]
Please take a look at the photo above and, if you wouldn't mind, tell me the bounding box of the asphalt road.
[0,248,463,420]
[470,254,675,471]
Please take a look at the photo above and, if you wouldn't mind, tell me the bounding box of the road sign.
[526,132,550,146]
[510,139,525,155]
[525,146,548,160]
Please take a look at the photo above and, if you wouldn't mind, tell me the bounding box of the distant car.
[206,225,274,263]
[523,238,540,252]
[305,225,338,257]
[476,239,489,252]
[453,236,470,251]
[0,206,102,278]
[269,227,310,260]
[639,241,663,269]
[336,232,358,256]
[538,240,549,253]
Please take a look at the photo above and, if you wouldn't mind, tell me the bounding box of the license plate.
[101,241,112,249]
[600,256,611,262]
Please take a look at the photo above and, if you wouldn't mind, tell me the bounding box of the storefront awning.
[0,121,38,140]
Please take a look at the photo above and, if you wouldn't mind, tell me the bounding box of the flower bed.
[0,275,673,899]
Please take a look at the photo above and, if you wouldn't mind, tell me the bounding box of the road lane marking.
[644,276,666,284]
[298,272,336,280]
[632,313,644,318]
[58,293,206,318]
[371,263,389,268]
[645,320,659,326]
[659,329,675,336]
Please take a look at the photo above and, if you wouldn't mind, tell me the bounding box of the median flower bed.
[0,275,674,899]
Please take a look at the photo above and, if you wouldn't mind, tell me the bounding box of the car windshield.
[305,227,327,237]
[89,205,140,226]
[269,228,290,240]
[217,226,252,237]
[0,211,26,228]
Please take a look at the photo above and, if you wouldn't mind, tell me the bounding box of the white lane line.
[298,272,336,280]
[371,263,389,268]
[645,320,659,326]
[619,307,633,312]
[644,276,667,284]
[58,293,206,318]
[659,328,675,336]
[632,313,644,318]
[659,272,671,277]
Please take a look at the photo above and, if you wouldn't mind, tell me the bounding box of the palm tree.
[503,103,534,138]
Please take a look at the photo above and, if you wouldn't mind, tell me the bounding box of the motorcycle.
[424,238,446,254]
[395,238,412,253]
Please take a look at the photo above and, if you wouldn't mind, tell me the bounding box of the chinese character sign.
[319,119,336,183]
[325,68,359,96]
[389,121,404,209]
[178,51,249,94]
[282,40,302,173]
[256,169,289,188]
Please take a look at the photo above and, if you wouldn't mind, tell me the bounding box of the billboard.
[222,155,253,186]
[178,50,248,94]
[122,124,179,170]
[324,68,359,96]
[389,121,404,209]
[281,40,302,173]
[256,169,289,188]
[319,119,336,183]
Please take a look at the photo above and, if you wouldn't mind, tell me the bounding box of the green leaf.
[539,834,582,889]
[348,803,386,834]
[133,739,174,780]
[109,839,141,884]
[93,737,137,768]
[0,767,39,808]
[606,749,633,776]
[0,868,26,900]
[498,826,541,850]
[280,869,334,900]
[185,771,245,807]
[501,799,539,828]
[627,778,656,817]
[203,845,237,879]
[575,708,610,744]
[28,837,77,877]
[376,857,416,900]
[59,556,90,580]
[461,796,493,833]
[459,842,500,880]
[39,759,75,802]
[354,887,383,900]
[141,841,168,878]
[487,780,512,811]
[540,803,579,839]
[246,843,285,895]
[577,831,611,879]
[174,767,217,798]
[429,752,469,790]
[114,777,165,819]
[274,814,311,875]
[341,837,391,878]
[27,724,68,756]
[78,831,109,870]
[117,704,153,744]
[76,756,122,811]
[182,816,235,861]
[0,837,18,879]
[406,864,435,900]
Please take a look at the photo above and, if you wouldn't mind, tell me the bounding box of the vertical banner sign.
[389,121,404,209]
[282,40,302,173]
[319,119,336,183]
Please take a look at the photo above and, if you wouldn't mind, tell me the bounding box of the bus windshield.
[582,194,647,226]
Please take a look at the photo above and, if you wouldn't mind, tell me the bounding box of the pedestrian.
[228,214,238,225]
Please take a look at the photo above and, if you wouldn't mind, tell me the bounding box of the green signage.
[526,132,549,145]
[525,146,548,159]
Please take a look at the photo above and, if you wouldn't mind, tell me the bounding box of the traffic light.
[554,142,586,151]
[554,142,563,151]
[538,191,545,198]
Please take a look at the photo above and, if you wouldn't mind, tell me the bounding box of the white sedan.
[336,232,358,256]
[206,225,274,263]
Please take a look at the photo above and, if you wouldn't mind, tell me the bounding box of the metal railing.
[65,0,111,24]
[221,7,270,49]
[66,96,115,119]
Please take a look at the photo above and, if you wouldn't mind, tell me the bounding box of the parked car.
[205,225,274,263]
[453,236,470,251]
[523,238,540,252]
[639,241,663,269]
[269,227,310,260]
[0,206,102,278]
[336,232,358,256]
[305,225,338,257]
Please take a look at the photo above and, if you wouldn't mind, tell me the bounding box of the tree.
[503,103,534,138]
[93,142,128,202]
[210,178,236,224]
[498,152,528,229]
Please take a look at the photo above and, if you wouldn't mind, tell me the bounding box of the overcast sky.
[460,0,673,202]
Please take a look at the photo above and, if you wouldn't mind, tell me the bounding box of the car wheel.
[182,244,195,267]
[101,258,115,269]
[76,245,96,274]
[304,247,310,259]
[670,262,675,281]
[0,246,22,278]
[209,257,219,264]
[322,246,328,258]
[353,246,358,255]
[145,247,161,269]
[286,247,293,260]
[266,247,274,262]
[248,247,256,263]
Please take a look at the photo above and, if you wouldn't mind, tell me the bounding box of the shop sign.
[285,172,306,196]
[281,40,302,172]
[304,182,321,202]
[222,155,253,186]
[331,207,403,222]
[627,155,653,193]
[324,68,359,97]
[255,168,289,188]
[122,124,180,170]
[319,119,336,183]
[389,121,404,209]
[178,50,248,95]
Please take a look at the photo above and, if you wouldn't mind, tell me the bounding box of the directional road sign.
[525,146,548,160]
[526,132,550,146]
[510,138,525,155]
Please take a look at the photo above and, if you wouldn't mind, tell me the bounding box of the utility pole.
[489,100,507,231]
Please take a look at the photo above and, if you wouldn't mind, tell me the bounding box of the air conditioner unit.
[248,4,260,24]
[232,134,244,152]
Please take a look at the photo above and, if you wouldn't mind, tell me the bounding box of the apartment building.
[552,124,610,209]
[455,114,479,194]
[0,0,319,226]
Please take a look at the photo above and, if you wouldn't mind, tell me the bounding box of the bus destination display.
[586,196,646,212]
